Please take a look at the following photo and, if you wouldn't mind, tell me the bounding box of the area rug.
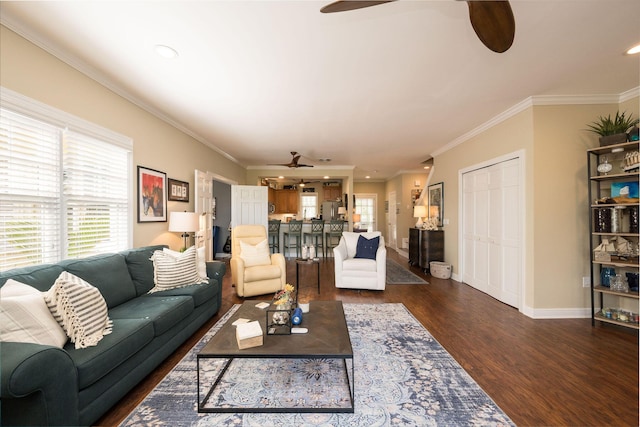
[386,258,428,284]
[120,303,513,426]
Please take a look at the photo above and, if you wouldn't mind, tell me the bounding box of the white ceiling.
[2,1,639,181]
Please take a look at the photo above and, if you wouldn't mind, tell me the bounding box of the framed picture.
[137,166,167,222]
[168,178,189,202]
[427,182,444,227]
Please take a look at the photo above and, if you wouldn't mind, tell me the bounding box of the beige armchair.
[230,225,286,297]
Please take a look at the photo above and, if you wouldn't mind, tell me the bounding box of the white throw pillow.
[149,246,207,293]
[44,272,113,349]
[163,246,208,281]
[239,239,271,267]
[0,279,68,348]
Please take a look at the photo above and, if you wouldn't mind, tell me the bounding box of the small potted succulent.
[586,111,639,146]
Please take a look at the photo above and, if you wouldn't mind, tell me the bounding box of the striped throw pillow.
[44,272,113,349]
[149,246,207,293]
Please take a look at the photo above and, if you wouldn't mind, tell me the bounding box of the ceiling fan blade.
[321,0,395,13]
[467,0,515,53]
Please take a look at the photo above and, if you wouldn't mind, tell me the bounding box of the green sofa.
[0,245,225,426]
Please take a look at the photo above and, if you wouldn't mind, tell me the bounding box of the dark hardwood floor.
[96,249,639,426]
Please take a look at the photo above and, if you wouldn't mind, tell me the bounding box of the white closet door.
[462,157,521,308]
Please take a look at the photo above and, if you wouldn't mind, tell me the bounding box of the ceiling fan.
[320,0,515,53]
[268,151,314,168]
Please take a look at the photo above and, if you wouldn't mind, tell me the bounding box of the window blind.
[0,109,62,268]
[1,89,132,270]
[63,130,129,258]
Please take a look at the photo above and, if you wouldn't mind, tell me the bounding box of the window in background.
[354,194,377,231]
[1,89,132,270]
[300,193,318,219]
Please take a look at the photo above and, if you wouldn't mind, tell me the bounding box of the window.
[1,88,132,270]
[300,193,318,219]
[354,194,377,231]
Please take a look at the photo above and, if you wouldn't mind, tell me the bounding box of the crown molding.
[431,87,640,157]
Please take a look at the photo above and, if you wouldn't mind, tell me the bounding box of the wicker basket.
[429,262,451,279]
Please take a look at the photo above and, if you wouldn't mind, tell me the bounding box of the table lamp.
[353,213,361,229]
[169,211,200,251]
[413,205,427,228]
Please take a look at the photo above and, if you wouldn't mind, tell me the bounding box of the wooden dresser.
[408,228,444,272]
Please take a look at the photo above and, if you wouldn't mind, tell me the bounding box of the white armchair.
[334,231,386,291]
[230,225,286,297]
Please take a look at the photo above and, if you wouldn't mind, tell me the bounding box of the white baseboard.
[521,305,590,319]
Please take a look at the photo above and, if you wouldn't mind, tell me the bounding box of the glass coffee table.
[197,300,354,413]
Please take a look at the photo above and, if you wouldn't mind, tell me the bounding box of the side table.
[295,258,320,294]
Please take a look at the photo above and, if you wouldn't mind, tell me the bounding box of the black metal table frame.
[197,354,354,413]
[295,258,320,294]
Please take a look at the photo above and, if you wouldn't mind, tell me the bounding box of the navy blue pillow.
[355,235,379,260]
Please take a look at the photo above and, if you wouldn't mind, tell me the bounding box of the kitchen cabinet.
[275,189,299,214]
[323,185,342,201]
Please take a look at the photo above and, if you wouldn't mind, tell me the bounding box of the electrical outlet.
[443,218,449,225]
[582,276,591,288]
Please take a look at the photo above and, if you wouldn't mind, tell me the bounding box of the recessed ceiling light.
[626,43,640,55]
[365,176,370,179]
[155,44,179,59]
[424,166,430,169]
[323,176,330,179]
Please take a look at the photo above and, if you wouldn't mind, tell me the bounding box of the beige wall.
[430,98,639,314]
[1,25,245,250]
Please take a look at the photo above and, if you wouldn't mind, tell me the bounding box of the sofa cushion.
[244,264,282,282]
[59,253,137,308]
[355,235,380,260]
[152,283,217,307]
[108,295,194,336]
[66,318,154,389]
[342,258,377,272]
[0,279,68,348]
[149,246,207,293]
[44,272,113,349]
[0,264,65,292]
[121,245,167,295]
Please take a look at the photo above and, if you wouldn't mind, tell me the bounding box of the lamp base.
[415,218,424,228]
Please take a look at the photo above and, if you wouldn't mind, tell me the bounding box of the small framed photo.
[427,182,444,227]
[168,178,189,202]
[137,166,167,222]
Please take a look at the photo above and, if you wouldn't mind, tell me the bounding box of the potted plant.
[587,111,639,146]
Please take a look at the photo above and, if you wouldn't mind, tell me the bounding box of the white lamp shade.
[169,212,199,232]
[337,207,347,215]
[413,205,427,218]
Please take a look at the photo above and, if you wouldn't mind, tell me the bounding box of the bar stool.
[268,219,281,253]
[324,219,344,257]
[283,219,303,258]
[303,219,325,257]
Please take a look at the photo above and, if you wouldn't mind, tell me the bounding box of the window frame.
[1,87,133,269]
